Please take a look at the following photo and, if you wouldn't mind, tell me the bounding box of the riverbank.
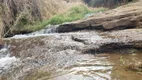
[0,1,142,80]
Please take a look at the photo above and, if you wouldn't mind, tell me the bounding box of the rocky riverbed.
[0,28,141,80]
[0,2,142,80]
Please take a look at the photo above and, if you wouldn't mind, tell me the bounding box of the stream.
[0,25,142,80]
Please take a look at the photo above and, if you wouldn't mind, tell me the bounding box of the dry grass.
[0,0,141,37]
[0,0,88,37]
[39,0,86,19]
[15,2,98,32]
[0,0,42,37]
[38,0,66,19]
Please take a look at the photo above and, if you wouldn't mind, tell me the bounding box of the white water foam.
[0,48,18,73]
[10,33,58,39]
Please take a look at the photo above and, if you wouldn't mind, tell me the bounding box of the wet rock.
[4,29,142,58]
[1,2,142,80]
[30,25,59,35]
[0,48,9,58]
[0,40,4,49]
[0,47,19,75]
[2,28,142,79]
[2,3,142,78]
[72,29,142,52]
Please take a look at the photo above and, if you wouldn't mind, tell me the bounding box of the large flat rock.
[2,29,142,80]
[57,3,142,32]
[4,29,142,57]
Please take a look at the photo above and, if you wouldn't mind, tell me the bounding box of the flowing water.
[0,26,142,80]
[0,47,18,74]
[49,56,113,80]
[47,52,142,80]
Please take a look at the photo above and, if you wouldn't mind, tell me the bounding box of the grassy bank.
[47,5,92,25]
[17,5,107,33]
[0,0,77,37]
[0,0,107,37]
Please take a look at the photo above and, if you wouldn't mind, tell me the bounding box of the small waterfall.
[84,12,103,19]
[10,25,59,39]
[31,25,59,35]
[0,44,10,58]
[0,45,18,74]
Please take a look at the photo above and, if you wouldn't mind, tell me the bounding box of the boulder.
[57,3,142,32]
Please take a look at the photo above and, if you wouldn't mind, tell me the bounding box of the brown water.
[109,52,142,80]
[47,51,142,80]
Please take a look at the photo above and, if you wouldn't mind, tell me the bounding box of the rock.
[95,29,142,52]
[2,2,142,79]
[0,39,4,49]
[56,3,142,32]
[70,29,142,52]
[3,28,142,79]
[4,29,142,56]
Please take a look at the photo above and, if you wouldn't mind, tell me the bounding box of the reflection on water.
[49,51,142,80]
[49,56,113,80]
[109,51,142,80]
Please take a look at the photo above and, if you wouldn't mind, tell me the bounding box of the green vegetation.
[47,5,92,25]
[47,6,107,25]
[2,3,107,37]
[0,0,66,37]
[18,5,107,33]
[1,0,108,37]
[12,20,49,33]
